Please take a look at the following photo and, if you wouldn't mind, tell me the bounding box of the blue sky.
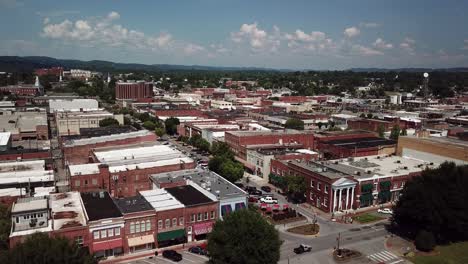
[0,0,467,69]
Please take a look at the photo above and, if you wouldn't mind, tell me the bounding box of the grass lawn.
[409,242,468,264]
[287,224,320,235]
[352,213,384,223]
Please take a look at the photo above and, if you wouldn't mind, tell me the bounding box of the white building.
[49,99,99,113]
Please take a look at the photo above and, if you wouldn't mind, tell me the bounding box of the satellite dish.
[423,72,429,78]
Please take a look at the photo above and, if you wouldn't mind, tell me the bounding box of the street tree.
[285,118,304,130]
[99,117,119,127]
[155,127,165,137]
[164,117,180,135]
[0,233,96,264]
[389,125,401,140]
[142,121,156,130]
[207,209,281,264]
[377,124,385,138]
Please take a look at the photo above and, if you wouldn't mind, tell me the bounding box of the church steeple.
[34,76,39,87]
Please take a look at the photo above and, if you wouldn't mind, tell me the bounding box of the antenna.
[423,72,429,101]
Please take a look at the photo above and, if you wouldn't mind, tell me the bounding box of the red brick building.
[34,67,63,77]
[116,81,154,100]
[62,130,157,165]
[225,130,315,161]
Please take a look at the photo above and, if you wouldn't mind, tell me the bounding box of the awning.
[193,222,214,235]
[93,239,123,252]
[157,229,185,242]
[128,235,155,247]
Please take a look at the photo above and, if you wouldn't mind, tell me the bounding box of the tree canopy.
[285,118,304,130]
[207,209,281,264]
[164,117,180,135]
[208,142,243,183]
[0,233,96,264]
[389,125,401,140]
[391,162,468,244]
[99,117,119,127]
[0,204,10,251]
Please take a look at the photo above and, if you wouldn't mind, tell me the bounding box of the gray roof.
[151,169,247,200]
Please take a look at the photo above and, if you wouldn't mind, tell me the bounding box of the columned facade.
[332,178,357,213]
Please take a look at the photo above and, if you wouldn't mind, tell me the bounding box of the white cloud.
[373,38,393,49]
[43,17,50,25]
[400,37,416,54]
[352,44,384,56]
[184,43,205,55]
[42,12,174,51]
[344,27,360,38]
[107,11,120,21]
[230,23,280,52]
[359,22,380,28]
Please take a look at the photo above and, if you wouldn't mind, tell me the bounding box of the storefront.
[127,235,155,253]
[192,222,213,241]
[93,239,124,258]
[157,229,186,248]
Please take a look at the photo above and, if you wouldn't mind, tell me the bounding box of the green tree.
[400,128,407,136]
[99,117,119,127]
[415,230,436,252]
[211,142,235,159]
[143,120,156,130]
[207,209,281,264]
[0,233,96,264]
[377,124,385,138]
[392,162,468,243]
[155,127,165,137]
[219,160,244,183]
[164,117,180,135]
[367,113,373,119]
[284,175,306,194]
[389,125,401,140]
[359,113,366,118]
[0,204,11,250]
[285,118,304,130]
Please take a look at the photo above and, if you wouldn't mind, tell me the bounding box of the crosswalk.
[368,250,403,263]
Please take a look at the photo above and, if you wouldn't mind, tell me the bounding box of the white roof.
[49,192,87,230]
[139,189,184,211]
[0,132,11,146]
[296,149,318,155]
[64,130,152,147]
[68,163,100,176]
[49,99,99,112]
[94,144,189,165]
[0,187,54,197]
[12,197,48,213]
[0,160,54,184]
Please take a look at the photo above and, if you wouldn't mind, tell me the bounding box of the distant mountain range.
[0,56,285,73]
[0,56,467,73]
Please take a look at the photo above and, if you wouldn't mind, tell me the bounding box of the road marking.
[155,256,177,264]
[368,250,400,263]
[389,260,404,264]
[141,260,154,264]
[182,256,196,263]
[185,252,209,260]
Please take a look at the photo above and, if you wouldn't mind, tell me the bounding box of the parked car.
[293,244,312,254]
[377,208,393,214]
[248,196,258,203]
[260,186,272,192]
[260,196,278,204]
[188,246,207,255]
[162,250,182,262]
[251,189,262,196]
[245,186,262,196]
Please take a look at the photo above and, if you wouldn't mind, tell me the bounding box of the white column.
[350,187,355,210]
[338,188,342,211]
[345,187,350,210]
[333,189,337,212]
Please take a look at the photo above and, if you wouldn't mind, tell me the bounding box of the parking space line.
[389,260,404,264]
[155,256,177,264]
[185,252,209,260]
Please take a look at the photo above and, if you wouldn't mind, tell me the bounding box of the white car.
[260,196,278,204]
[377,208,393,214]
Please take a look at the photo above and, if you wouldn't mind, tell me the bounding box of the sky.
[0,0,467,70]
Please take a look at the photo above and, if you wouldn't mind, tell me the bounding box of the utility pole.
[336,232,341,250]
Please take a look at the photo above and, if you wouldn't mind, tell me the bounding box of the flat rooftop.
[50,192,87,230]
[79,126,135,138]
[139,189,184,212]
[114,195,154,214]
[151,169,246,200]
[323,137,396,149]
[227,129,313,137]
[166,185,214,207]
[400,136,468,149]
[11,196,48,214]
[63,130,153,147]
[0,111,47,134]
[81,192,122,221]
[314,130,373,138]
[0,160,54,185]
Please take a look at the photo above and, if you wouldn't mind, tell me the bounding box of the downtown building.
[115,81,154,100]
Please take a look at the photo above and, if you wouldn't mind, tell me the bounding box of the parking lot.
[127,251,207,264]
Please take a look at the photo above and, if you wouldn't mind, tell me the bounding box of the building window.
[84,180,88,185]
[324,198,328,207]
[310,193,313,200]
[401,182,405,188]
[135,221,140,233]
[191,214,195,222]
[100,230,107,238]
[92,178,98,185]
[179,217,184,226]
[393,183,398,189]
[140,221,145,232]
[172,218,177,227]
[204,212,208,220]
[108,228,114,237]
[75,180,80,187]
[210,211,215,219]
[310,181,314,188]
[115,228,120,236]
[165,219,170,228]
[75,236,84,246]
[197,213,202,222]
[374,182,378,191]
[317,182,321,191]
[324,185,329,194]
[158,220,163,229]
[146,220,151,231]
[93,231,99,240]
[130,222,135,233]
